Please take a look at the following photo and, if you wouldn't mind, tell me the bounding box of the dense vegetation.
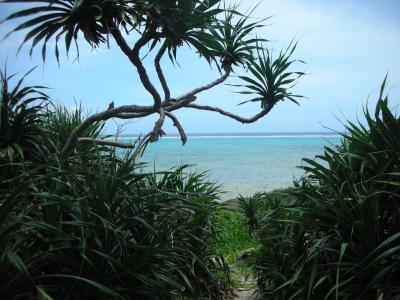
[0,1,306,298]
[0,70,231,299]
[2,70,399,299]
[237,80,400,299]
[1,1,399,299]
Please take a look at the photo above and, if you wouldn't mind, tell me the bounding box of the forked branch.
[111,26,162,108]
[155,43,170,102]
[149,109,166,142]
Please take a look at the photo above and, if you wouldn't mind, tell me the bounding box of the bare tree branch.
[61,104,156,155]
[61,23,281,156]
[131,53,162,109]
[155,43,170,102]
[61,28,237,156]
[165,111,187,145]
[165,95,198,111]
[115,112,153,119]
[175,70,230,101]
[132,23,159,54]
[110,25,133,56]
[186,103,275,124]
[78,138,136,149]
[111,25,162,108]
[5,2,304,165]
[61,95,200,156]
[149,109,166,142]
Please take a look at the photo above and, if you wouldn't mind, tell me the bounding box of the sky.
[0,0,399,135]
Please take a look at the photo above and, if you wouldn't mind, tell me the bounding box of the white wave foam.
[161,134,341,139]
[113,134,341,140]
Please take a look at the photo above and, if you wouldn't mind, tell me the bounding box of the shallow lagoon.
[121,133,341,200]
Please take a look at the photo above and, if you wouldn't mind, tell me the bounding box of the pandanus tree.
[1,0,305,155]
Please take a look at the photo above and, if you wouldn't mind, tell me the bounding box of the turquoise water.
[124,134,341,200]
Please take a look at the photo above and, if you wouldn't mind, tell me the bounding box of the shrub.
[252,79,400,299]
[237,193,264,233]
[0,72,231,299]
[44,102,105,154]
[0,68,49,167]
[1,148,231,299]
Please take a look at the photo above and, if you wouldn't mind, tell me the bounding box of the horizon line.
[107,131,343,139]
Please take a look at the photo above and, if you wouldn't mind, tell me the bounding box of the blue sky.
[0,0,399,135]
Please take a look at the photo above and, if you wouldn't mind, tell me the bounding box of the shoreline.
[108,132,342,140]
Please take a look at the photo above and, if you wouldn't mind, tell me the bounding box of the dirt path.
[229,264,259,300]
[234,288,258,300]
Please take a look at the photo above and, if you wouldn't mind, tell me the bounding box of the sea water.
[121,133,341,200]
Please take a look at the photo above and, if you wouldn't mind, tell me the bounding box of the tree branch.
[186,103,275,124]
[78,138,136,149]
[111,24,162,108]
[165,111,187,145]
[61,95,199,156]
[132,23,158,54]
[115,111,153,119]
[164,95,197,111]
[175,70,230,101]
[61,104,156,155]
[155,42,170,102]
[110,25,132,56]
[62,26,273,156]
[149,109,166,142]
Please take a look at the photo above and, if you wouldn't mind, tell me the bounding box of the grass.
[216,199,259,264]
[215,190,295,290]
[216,189,297,265]
[216,198,259,290]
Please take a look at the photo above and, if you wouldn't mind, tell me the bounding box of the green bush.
[0,73,230,299]
[252,80,400,299]
[0,68,49,167]
[44,102,105,154]
[237,193,264,233]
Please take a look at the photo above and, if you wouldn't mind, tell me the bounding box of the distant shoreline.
[111,132,342,139]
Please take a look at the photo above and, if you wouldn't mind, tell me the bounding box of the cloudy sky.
[0,0,399,134]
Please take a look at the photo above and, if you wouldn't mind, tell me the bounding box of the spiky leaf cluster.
[0,68,49,162]
[2,0,138,61]
[231,42,305,108]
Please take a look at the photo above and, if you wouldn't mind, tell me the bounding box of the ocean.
[121,133,341,200]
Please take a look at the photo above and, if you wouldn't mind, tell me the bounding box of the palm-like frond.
[2,0,136,62]
[191,8,267,71]
[138,0,223,63]
[0,67,49,162]
[44,102,105,154]
[1,0,224,64]
[231,42,305,108]
[237,193,263,232]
